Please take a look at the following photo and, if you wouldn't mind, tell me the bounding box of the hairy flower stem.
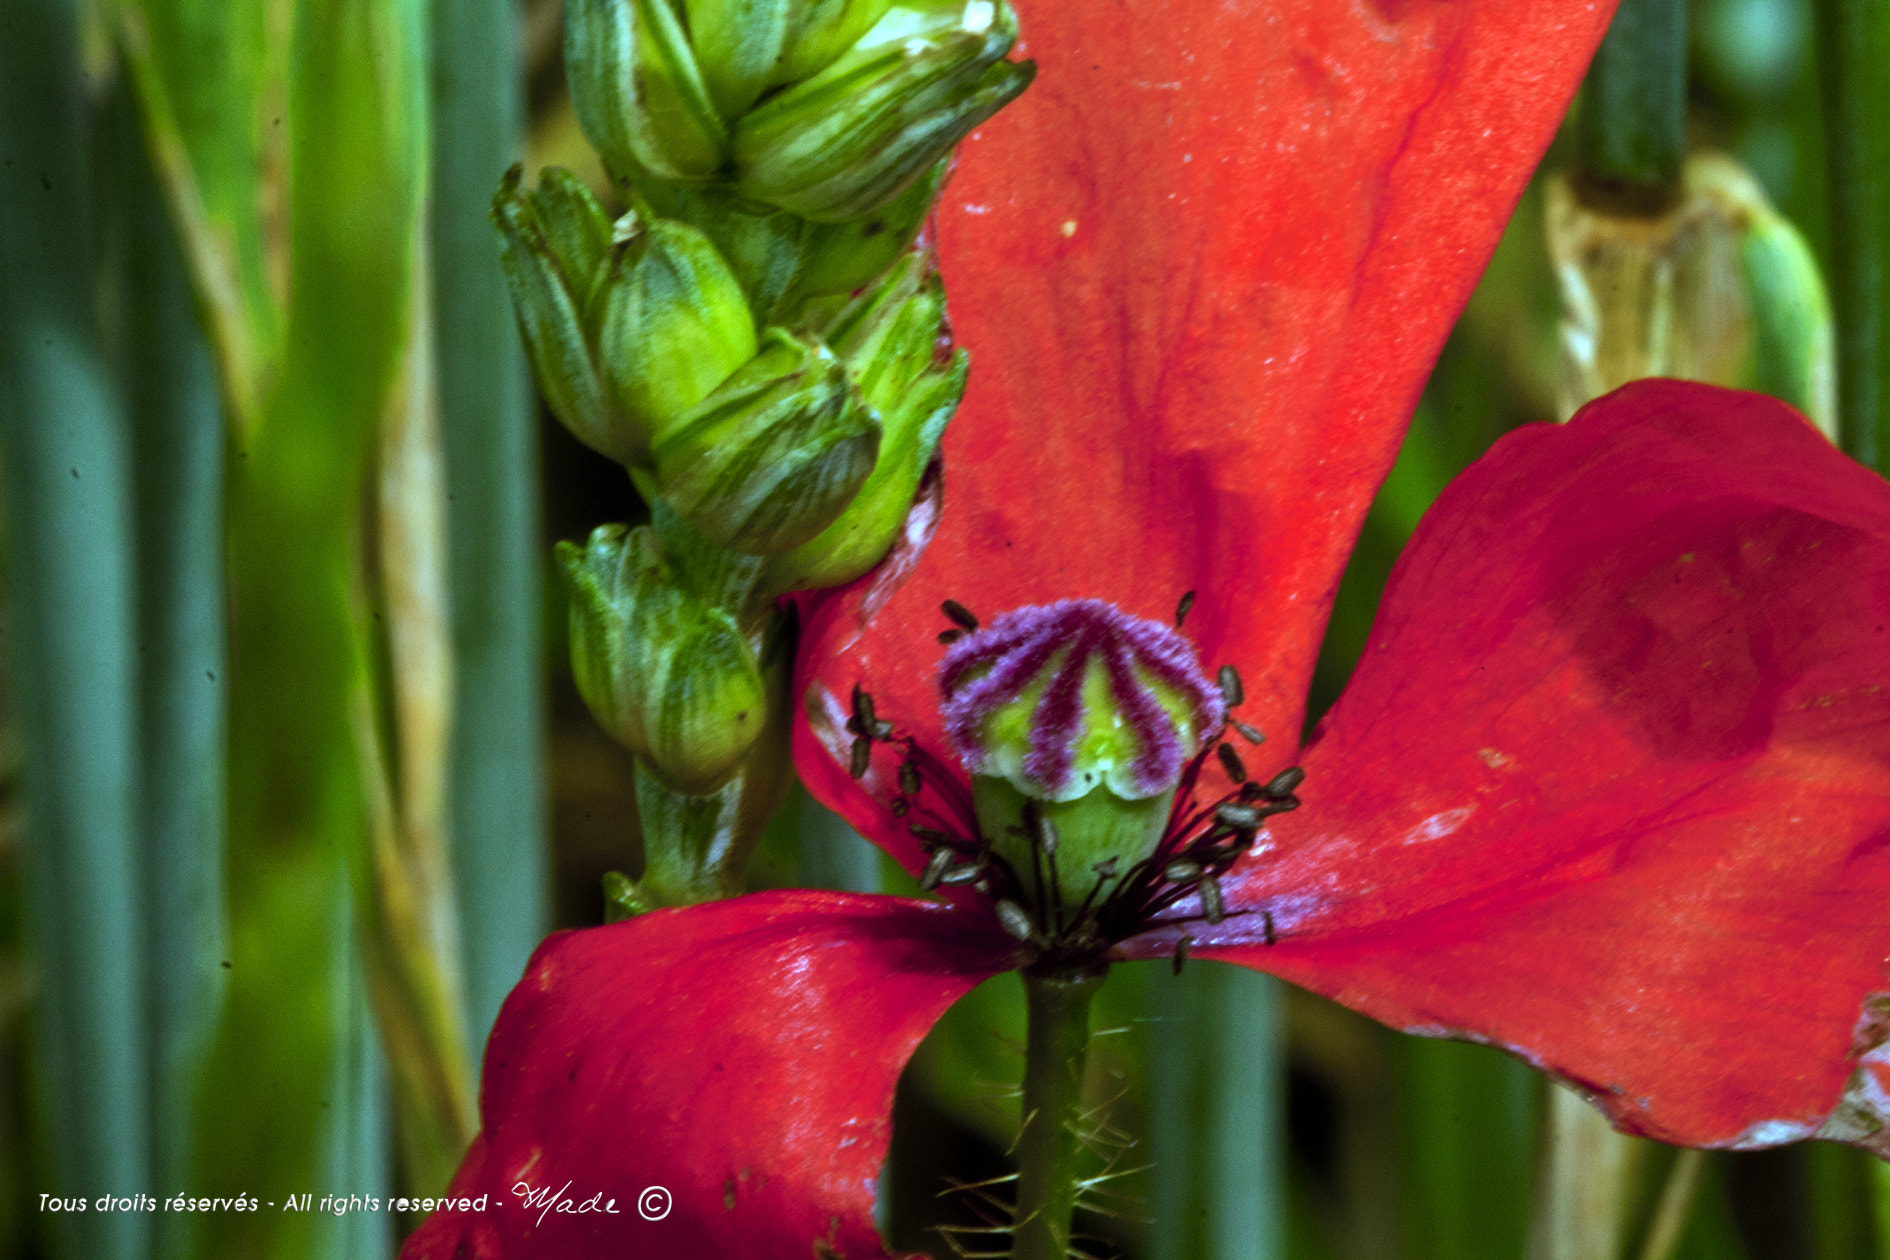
[1013,966,1105,1260]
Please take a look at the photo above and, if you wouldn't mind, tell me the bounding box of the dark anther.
[909,824,953,847]
[872,720,893,740]
[1216,801,1264,830]
[1238,781,1265,801]
[1217,743,1248,783]
[853,685,878,732]
[1262,909,1277,946]
[1232,720,1266,745]
[849,736,871,780]
[891,799,909,817]
[1092,856,1119,878]
[898,761,921,796]
[937,629,962,645]
[1164,858,1203,883]
[994,899,1035,942]
[1173,935,1192,975]
[1218,664,1244,708]
[940,863,985,887]
[1263,766,1305,798]
[1023,800,1059,855]
[1175,590,1196,629]
[942,599,979,631]
[1198,876,1225,925]
[919,849,953,891]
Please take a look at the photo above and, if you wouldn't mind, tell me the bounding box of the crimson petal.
[1170,381,1890,1153]
[799,0,1619,869]
[400,892,1015,1259]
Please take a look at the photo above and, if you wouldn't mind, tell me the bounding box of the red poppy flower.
[403,2,1890,1257]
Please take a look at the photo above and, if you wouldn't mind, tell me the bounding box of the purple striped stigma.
[849,598,1305,968]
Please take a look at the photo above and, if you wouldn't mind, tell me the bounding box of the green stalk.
[429,0,550,1052]
[0,5,151,1259]
[1817,0,1890,469]
[122,104,229,1260]
[1013,967,1103,1260]
[1148,962,1284,1260]
[1576,0,1687,210]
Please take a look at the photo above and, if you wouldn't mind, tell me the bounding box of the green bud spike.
[732,0,1035,222]
[566,0,729,184]
[761,254,964,591]
[777,0,898,85]
[654,329,881,554]
[596,216,759,461]
[559,523,768,794]
[493,165,626,464]
[686,0,795,121]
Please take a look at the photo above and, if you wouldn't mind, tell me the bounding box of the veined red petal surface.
[399,893,1016,1259]
[798,0,1619,871]
[1167,381,1890,1153]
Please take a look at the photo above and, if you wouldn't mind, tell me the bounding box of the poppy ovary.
[938,600,1224,920]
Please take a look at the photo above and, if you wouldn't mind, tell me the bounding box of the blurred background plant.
[0,0,1884,1258]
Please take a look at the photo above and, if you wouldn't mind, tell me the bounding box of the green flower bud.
[685,0,796,122]
[596,216,760,461]
[787,158,949,309]
[761,252,964,592]
[1549,152,1835,437]
[776,0,899,85]
[732,0,1035,222]
[566,0,728,183]
[939,601,1225,912]
[493,165,626,463]
[654,329,881,554]
[559,523,767,794]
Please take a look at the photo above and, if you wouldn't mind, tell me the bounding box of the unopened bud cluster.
[511,0,1030,893]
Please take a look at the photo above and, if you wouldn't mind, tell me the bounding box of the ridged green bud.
[685,0,796,122]
[493,166,625,462]
[788,158,949,309]
[762,253,964,592]
[732,0,1035,222]
[654,329,881,554]
[559,523,767,794]
[776,0,898,85]
[597,215,760,461]
[566,0,729,183]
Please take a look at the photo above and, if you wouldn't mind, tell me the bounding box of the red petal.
[799,0,1618,865]
[400,892,1015,1259]
[1170,381,1890,1153]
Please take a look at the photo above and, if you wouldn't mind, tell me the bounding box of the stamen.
[1216,743,1248,783]
[1198,877,1224,925]
[1163,858,1201,882]
[920,849,953,890]
[1217,664,1244,708]
[1215,801,1263,829]
[1174,590,1195,628]
[1262,910,1277,947]
[1263,766,1304,798]
[899,761,922,795]
[942,599,980,631]
[1172,935,1191,975]
[938,629,962,645]
[994,899,1035,941]
[849,736,871,779]
[1232,720,1266,745]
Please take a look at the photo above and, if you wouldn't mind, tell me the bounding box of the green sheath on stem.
[1576,0,1686,210]
[0,7,151,1258]
[1013,967,1104,1260]
[1817,0,1890,470]
[429,0,551,1055]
